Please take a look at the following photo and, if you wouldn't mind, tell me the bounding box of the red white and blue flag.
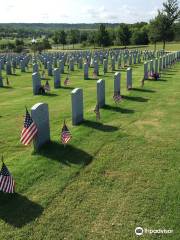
[61,120,72,145]
[20,109,38,146]
[0,162,15,193]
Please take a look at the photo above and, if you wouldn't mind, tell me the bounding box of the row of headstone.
[1,51,180,91]
[143,51,180,79]
[0,49,167,79]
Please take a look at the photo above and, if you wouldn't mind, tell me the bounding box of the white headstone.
[71,88,84,125]
[32,72,41,95]
[97,79,105,107]
[144,62,148,80]
[31,103,50,151]
[53,68,61,88]
[114,72,121,94]
[127,67,132,90]
[84,63,89,80]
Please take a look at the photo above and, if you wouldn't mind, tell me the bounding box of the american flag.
[0,162,15,193]
[20,109,38,146]
[94,104,100,120]
[113,91,122,103]
[61,120,72,145]
[64,75,70,86]
[44,80,50,91]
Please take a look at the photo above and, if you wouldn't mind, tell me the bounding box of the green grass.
[0,58,180,239]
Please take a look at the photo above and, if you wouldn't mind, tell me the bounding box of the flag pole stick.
[1,155,4,163]
[63,119,66,148]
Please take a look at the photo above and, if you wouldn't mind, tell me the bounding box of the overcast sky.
[1,0,165,23]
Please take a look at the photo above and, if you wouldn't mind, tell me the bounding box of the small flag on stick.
[6,76,9,86]
[0,157,15,194]
[61,120,72,145]
[94,104,100,121]
[20,108,38,146]
[141,78,145,88]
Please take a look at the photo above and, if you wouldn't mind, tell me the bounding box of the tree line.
[52,0,180,50]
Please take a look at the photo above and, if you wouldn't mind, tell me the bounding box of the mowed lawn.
[0,57,180,240]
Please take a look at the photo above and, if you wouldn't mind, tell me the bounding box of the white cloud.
[0,0,160,23]
[81,4,158,23]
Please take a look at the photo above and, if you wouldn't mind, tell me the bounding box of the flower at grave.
[64,75,70,86]
[113,91,122,103]
[44,80,50,92]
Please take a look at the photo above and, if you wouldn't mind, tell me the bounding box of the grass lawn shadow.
[163,73,174,76]
[132,88,156,93]
[82,120,118,132]
[41,78,51,81]
[122,95,149,102]
[1,86,13,89]
[37,141,93,166]
[60,86,74,90]
[0,192,43,228]
[11,73,21,76]
[147,79,167,82]
[86,77,99,80]
[41,93,58,97]
[103,104,134,114]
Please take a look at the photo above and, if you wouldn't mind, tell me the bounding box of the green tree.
[42,38,52,50]
[163,0,180,24]
[59,30,67,49]
[15,39,24,46]
[80,31,88,42]
[69,29,80,48]
[156,11,174,49]
[131,28,149,45]
[151,0,180,49]
[53,31,60,44]
[15,38,24,53]
[148,18,161,50]
[116,24,131,48]
[87,31,98,49]
[97,24,111,47]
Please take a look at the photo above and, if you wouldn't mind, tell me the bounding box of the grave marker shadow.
[0,192,43,228]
